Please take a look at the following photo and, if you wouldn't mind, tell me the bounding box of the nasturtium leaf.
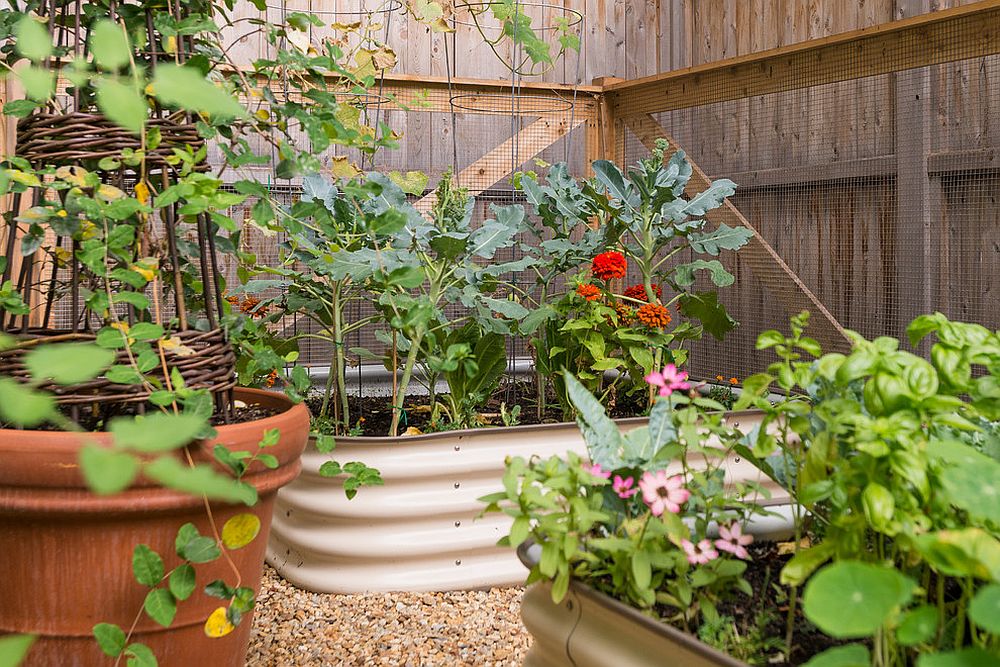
[896,605,939,646]
[92,623,126,657]
[169,564,197,601]
[123,642,156,667]
[15,17,51,61]
[95,78,147,135]
[132,544,164,587]
[802,561,916,638]
[916,649,1000,667]
[144,458,257,505]
[23,342,114,385]
[221,513,261,550]
[969,584,1000,633]
[801,644,871,667]
[204,606,235,638]
[79,445,139,495]
[109,413,206,452]
[0,634,37,667]
[0,377,55,426]
[152,64,245,120]
[90,20,131,70]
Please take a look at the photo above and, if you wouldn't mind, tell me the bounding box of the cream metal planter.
[266,409,786,593]
[517,544,748,667]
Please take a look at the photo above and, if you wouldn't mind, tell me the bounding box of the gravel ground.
[246,565,532,666]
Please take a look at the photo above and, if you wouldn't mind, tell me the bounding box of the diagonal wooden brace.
[622,113,850,351]
[415,115,585,211]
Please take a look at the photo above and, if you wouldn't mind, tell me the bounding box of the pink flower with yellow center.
[644,364,690,397]
[681,539,719,565]
[715,522,753,559]
[638,471,690,516]
[612,475,639,499]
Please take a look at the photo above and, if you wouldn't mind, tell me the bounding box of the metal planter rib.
[266,410,783,593]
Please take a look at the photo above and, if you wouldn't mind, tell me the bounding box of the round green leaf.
[109,413,207,452]
[143,588,177,627]
[0,634,37,667]
[917,649,1000,667]
[221,513,261,550]
[79,445,138,495]
[92,623,126,658]
[896,605,939,646]
[123,643,157,667]
[802,644,870,667]
[95,78,147,135]
[151,64,245,120]
[24,342,115,385]
[89,20,131,70]
[803,561,916,638]
[15,17,51,61]
[169,564,197,602]
[941,460,1000,524]
[969,584,1000,634]
[132,545,164,587]
[0,377,54,427]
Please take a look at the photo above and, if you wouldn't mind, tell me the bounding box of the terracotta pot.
[517,543,747,667]
[268,410,788,593]
[0,388,309,667]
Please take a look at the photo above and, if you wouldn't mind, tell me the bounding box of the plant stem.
[332,283,349,430]
[389,333,422,436]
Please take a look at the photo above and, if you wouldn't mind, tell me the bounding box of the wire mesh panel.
[617,12,1000,379]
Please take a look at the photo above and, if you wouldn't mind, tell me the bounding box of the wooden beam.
[622,113,851,350]
[414,115,585,211]
[606,0,1000,116]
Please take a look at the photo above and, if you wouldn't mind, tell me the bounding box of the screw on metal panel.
[734,457,741,463]
[454,482,461,489]
[455,559,462,566]
[455,521,461,527]
[454,445,460,451]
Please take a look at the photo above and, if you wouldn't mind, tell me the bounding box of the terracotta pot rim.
[0,386,295,437]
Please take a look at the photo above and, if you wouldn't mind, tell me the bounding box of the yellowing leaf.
[158,336,195,357]
[97,184,126,201]
[330,156,360,179]
[331,20,361,31]
[55,165,91,187]
[54,247,72,267]
[221,513,261,550]
[165,35,177,54]
[254,109,269,121]
[134,181,150,205]
[403,426,423,436]
[204,607,235,638]
[6,169,41,187]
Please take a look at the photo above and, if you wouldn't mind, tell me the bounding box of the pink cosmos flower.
[638,471,690,516]
[715,522,753,559]
[612,475,639,499]
[644,364,691,397]
[682,539,719,565]
[583,462,611,479]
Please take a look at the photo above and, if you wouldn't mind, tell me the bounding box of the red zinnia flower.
[622,283,663,302]
[636,303,672,328]
[591,251,627,281]
[576,283,601,301]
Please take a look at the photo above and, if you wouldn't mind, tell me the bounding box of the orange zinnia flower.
[636,303,672,328]
[623,283,663,302]
[614,301,635,324]
[591,251,627,281]
[576,283,601,301]
[729,377,739,385]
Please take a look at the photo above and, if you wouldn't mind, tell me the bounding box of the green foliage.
[0,635,36,667]
[740,312,1000,664]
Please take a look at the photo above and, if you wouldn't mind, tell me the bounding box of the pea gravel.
[246,565,532,666]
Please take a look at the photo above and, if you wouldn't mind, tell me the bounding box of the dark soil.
[307,377,653,437]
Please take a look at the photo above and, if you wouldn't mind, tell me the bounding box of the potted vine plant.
[0,1,389,662]
[488,312,1000,666]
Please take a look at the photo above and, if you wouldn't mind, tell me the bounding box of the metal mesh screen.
[619,28,1000,379]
